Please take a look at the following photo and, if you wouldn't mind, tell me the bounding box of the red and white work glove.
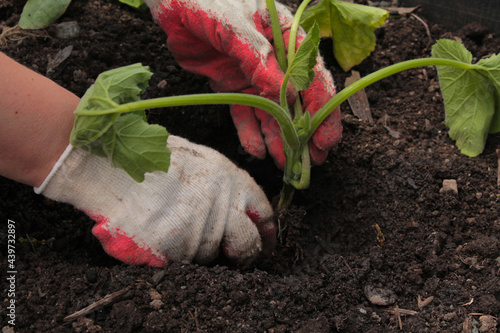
[144,0,342,169]
[35,136,275,267]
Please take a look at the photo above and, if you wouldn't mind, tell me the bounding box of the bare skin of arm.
[0,52,80,187]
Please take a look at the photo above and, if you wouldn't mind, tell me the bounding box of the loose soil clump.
[1,1,499,332]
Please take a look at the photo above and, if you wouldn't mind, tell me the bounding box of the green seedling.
[19,0,72,29]
[66,1,500,210]
[19,234,43,253]
[19,0,144,29]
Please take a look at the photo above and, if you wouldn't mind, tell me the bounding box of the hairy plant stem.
[266,0,287,72]
[76,93,300,151]
[287,0,313,59]
[267,0,314,210]
[309,58,480,137]
[278,182,295,211]
[278,0,314,112]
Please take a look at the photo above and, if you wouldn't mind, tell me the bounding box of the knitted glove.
[35,135,275,267]
[144,0,342,169]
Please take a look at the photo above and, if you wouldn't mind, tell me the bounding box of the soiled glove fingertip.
[247,208,275,249]
[308,143,328,166]
[311,113,343,151]
[264,139,285,170]
[241,139,267,160]
[221,235,262,266]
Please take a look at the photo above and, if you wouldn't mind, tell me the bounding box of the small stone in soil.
[55,21,80,39]
[151,270,166,286]
[440,179,458,195]
[364,285,397,306]
[150,299,163,310]
[479,315,497,332]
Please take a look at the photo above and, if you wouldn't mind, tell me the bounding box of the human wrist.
[0,53,80,187]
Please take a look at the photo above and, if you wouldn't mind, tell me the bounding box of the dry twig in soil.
[384,306,418,330]
[63,286,132,322]
[417,295,434,309]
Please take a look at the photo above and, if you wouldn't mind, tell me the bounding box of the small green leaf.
[432,39,496,157]
[301,0,389,71]
[71,63,170,182]
[117,0,145,9]
[287,23,320,91]
[293,111,312,140]
[19,0,72,29]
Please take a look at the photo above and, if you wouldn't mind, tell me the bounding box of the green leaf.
[300,0,389,71]
[19,0,72,29]
[300,0,333,38]
[293,111,312,140]
[102,112,170,182]
[287,23,320,91]
[476,53,500,133]
[71,63,170,182]
[432,39,496,157]
[117,0,145,9]
[71,63,152,146]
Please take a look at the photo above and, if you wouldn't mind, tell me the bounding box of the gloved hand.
[143,0,342,169]
[35,135,275,267]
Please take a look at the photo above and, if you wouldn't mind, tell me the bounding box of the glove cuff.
[33,142,138,214]
[34,144,74,194]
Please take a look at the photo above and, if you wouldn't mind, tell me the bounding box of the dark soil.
[1,1,499,332]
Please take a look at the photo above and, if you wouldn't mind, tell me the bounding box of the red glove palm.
[144,0,342,169]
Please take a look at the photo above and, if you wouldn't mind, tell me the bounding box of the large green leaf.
[19,0,72,29]
[301,0,388,71]
[102,112,170,182]
[476,53,500,133]
[300,0,333,38]
[71,63,171,182]
[287,23,320,91]
[71,63,153,147]
[432,39,496,157]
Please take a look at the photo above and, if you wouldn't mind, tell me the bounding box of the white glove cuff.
[34,144,75,194]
